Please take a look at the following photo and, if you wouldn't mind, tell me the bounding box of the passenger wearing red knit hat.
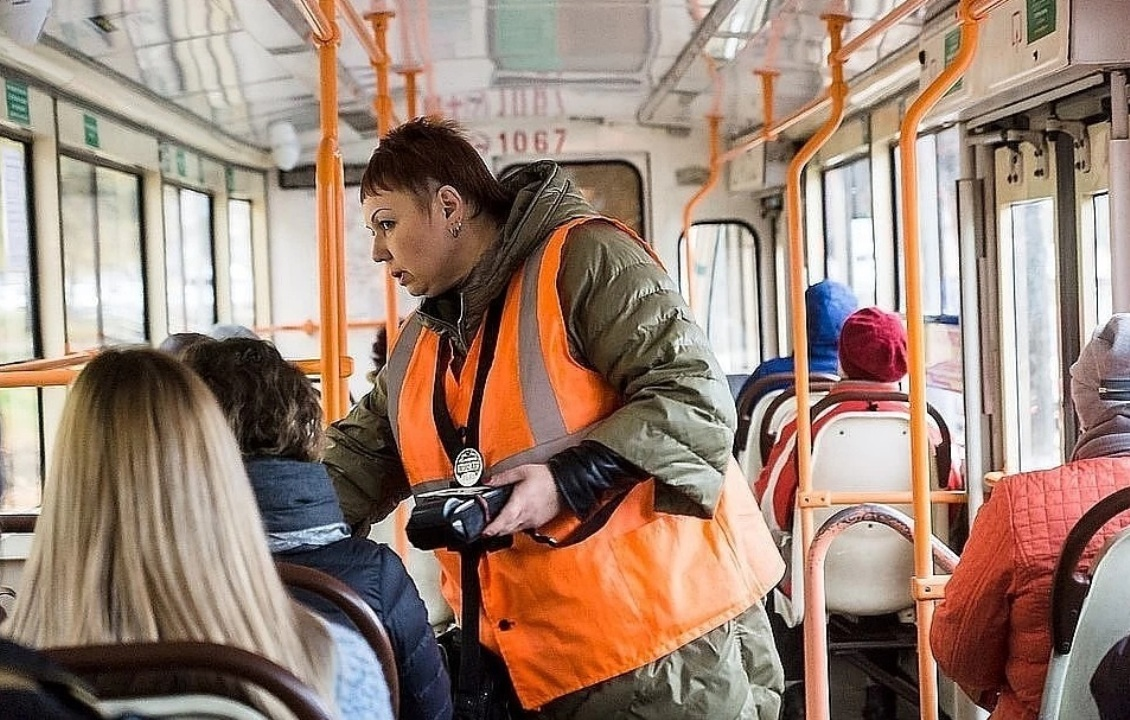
[837,307,909,383]
[755,305,959,720]
[755,306,959,614]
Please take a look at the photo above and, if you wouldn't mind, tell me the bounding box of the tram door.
[993,137,1067,472]
[992,118,1108,473]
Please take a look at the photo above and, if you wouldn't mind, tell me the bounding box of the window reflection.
[0,388,41,511]
[823,158,876,305]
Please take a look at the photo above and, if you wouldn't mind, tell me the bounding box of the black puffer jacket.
[247,457,452,720]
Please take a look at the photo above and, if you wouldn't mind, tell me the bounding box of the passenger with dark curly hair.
[182,338,452,720]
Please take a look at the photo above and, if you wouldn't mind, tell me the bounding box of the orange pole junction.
[781,13,849,720]
[897,1,983,717]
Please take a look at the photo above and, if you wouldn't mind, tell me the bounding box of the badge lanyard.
[433,294,507,486]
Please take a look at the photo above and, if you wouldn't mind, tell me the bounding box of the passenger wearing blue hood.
[740,280,858,404]
[182,337,453,720]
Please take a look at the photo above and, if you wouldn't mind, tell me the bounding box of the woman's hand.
[481,463,562,537]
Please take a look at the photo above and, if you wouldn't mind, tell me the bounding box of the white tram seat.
[1039,487,1130,720]
[780,394,952,627]
[734,372,838,483]
[738,387,785,480]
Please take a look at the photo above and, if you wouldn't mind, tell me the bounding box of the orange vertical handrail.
[785,13,849,720]
[680,114,722,314]
[756,69,780,140]
[398,67,421,119]
[897,1,981,718]
[366,9,396,138]
[305,0,349,421]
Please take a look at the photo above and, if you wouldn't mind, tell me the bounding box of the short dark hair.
[181,338,322,462]
[360,116,514,224]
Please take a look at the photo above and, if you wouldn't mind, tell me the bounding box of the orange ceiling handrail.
[293,356,354,378]
[834,0,929,62]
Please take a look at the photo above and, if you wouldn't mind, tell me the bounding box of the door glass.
[1004,199,1062,470]
[678,222,761,373]
[1092,193,1112,325]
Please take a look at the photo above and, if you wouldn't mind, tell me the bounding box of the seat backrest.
[276,561,400,719]
[738,388,785,481]
[1040,487,1130,720]
[44,641,334,720]
[758,381,839,465]
[803,411,916,617]
[99,694,271,719]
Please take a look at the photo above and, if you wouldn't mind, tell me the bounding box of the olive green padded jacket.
[324,160,737,529]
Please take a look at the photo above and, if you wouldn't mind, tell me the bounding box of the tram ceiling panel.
[639,0,928,137]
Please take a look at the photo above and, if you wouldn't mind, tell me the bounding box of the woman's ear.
[436,185,463,223]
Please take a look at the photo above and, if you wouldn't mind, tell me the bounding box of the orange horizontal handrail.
[0,351,95,373]
[256,319,388,337]
[719,93,832,165]
[798,490,967,506]
[0,369,78,388]
[835,0,929,62]
[294,0,334,41]
[337,0,389,65]
[293,356,354,378]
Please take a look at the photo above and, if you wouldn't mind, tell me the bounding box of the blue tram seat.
[1039,487,1130,720]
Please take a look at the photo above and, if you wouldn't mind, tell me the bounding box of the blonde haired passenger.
[2,348,392,720]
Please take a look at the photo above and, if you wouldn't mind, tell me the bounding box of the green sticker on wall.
[5,80,30,125]
[943,29,963,95]
[176,148,187,176]
[83,113,100,148]
[1027,0,1055,43]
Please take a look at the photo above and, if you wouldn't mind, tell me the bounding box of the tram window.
[1,137,34,362]
[892,129,961,316]
[1002,198,1063,471]
[60,156,146,348]
[0,389,42,511]
[0,137,42,512]
[163,185,216,333]
[500,160,645,238]
[823,157,876,305]
[1089,192,1113,326]
[677,221,761,373]
[229,199,256,328]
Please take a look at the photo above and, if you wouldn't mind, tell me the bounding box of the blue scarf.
[244,457,351,552]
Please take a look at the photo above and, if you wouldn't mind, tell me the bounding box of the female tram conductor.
[323,117,785,719]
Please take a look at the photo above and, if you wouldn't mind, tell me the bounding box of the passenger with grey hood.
[323,117,785,719]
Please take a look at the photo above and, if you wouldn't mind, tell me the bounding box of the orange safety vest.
[385,217,785,709]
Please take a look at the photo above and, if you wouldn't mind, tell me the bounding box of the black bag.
[437,625,522,720]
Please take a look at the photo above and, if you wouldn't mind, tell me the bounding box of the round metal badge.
[453,447,485,486]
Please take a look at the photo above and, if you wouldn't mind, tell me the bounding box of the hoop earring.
[450,221,462,238]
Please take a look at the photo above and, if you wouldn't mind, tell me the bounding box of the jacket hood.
[1071,314,1130,459]
[806,280,857,350]
[245,457,351,552]
[418,161,596,353]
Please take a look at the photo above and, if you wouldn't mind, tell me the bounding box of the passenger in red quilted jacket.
[932,313,1130,720]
